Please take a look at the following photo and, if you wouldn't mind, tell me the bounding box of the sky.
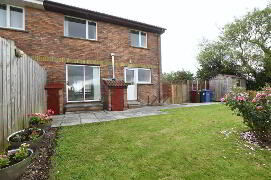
[53,0,270,74]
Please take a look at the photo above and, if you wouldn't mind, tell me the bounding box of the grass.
[51,104,271,180]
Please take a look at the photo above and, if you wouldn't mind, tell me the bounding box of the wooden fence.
[209,78,247,101]
[0,37,47,150]
[162,80,209,104]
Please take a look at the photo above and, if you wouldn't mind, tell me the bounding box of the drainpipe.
[111,53,115,79]
[157,34,161,104]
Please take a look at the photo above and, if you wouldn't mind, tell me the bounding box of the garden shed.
[209,74,246,101]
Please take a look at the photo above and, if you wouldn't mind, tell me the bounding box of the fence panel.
[162,80,209,104]
[0,37,47,151]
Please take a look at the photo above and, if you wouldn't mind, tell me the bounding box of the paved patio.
[52,103,218,127]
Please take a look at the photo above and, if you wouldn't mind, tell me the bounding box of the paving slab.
[51,103,218,127]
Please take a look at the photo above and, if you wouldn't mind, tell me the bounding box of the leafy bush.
[29,109,55,126]
[162,70,194,83]
[222,86,271,141]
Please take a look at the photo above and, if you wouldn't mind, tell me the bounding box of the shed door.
[111,88,124,111]
[47,89,60,115]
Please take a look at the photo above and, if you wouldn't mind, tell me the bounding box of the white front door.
[125,68,137,100]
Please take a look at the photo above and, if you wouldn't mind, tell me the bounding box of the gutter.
[43,0,166,34]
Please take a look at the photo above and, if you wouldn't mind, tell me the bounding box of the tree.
[162,70,194,83]
[197,5,271,89]
[196,40,241,80]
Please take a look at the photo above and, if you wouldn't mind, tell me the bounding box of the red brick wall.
[0,6,162,106]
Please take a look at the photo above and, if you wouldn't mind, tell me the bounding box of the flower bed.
[7,128,45,150]
[0,144,33,180]
[29,109,54,129]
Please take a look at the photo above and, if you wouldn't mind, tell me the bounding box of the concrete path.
[52,103,218,127]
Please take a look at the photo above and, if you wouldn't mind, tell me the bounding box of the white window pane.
[88,21,96,40]
[85,66,100,100]
[138,69,151,83]
[10,6,23,29]
[141,32,146,47]
[126,69,134,83]
[65,17,86,39]
[0,4,6,27]
[131,30,139,47]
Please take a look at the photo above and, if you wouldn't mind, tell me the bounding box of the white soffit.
[0,0,44,9]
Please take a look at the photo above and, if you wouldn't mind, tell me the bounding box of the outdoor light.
[15,48,24,58]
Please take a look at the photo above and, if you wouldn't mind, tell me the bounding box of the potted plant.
[0,143,34,180]
[29,109,55,130]
[7,128,45,150]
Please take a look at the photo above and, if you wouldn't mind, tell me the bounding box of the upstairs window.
[130,30,147,48]
[64,16,97,40]
[0,4,24,30]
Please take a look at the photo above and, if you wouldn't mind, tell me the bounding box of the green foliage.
[14,143,29,162]
[197,5,271,89]
[29,109,54,127]
[29,116,41,125]
[197,41,241,80]
[162,70,194,83]
[0,154,9,169]
[223,85,271,140]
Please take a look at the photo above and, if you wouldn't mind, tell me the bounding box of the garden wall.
[0,37,47,151]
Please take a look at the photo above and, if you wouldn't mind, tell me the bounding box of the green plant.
[0,154,9,169]
[29,130,41,140]
[222,85,271,140]
[14,143,29,162]
[29,109,55,127]
[29,116,41,125]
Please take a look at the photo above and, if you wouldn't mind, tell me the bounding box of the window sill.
[0,27,28,33]
[130,46,150,50]
[137,83,153,85]
[62,36,99,42]
[125,83,153,85]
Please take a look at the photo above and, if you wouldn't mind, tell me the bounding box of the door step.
[128,100,141,109]
[65,102,103,113]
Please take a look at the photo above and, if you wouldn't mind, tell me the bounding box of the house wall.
[0,6,162,108]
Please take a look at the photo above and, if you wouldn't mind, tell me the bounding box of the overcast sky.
[54,0,270,74]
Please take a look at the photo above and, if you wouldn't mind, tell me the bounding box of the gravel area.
[19,127,58,180]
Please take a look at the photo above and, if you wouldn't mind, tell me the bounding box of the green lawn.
[51,105,271,180]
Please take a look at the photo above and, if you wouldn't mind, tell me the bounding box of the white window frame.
[124,67,151,84]
[66,64,101,103]
[130,30,147,48]
[0,4,25,30]
[64,16,97,41]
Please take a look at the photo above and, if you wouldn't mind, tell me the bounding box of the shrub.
[222,85,271,141]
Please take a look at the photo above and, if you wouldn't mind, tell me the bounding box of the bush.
[222,86,271,141]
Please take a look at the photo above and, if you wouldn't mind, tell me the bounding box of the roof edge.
[43,0,166,34]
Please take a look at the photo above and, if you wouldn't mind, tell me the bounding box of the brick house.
[0,0,166,114]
